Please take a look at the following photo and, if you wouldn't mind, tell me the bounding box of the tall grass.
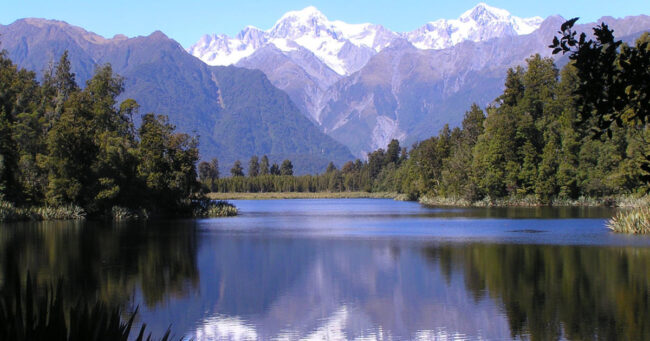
[111,206,150,222]
[607,207,650,234]
[0,201,86,222]
[0,273,172,341]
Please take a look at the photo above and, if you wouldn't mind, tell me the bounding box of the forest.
[210,30,650,206]
[0,51,234,221]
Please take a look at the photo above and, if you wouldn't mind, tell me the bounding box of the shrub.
[607,207,650,234]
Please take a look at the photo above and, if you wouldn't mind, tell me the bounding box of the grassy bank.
[207,192,398,200]
[1,200,238,223]
[419,195,650,208]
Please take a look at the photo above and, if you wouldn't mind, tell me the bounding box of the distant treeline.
[209,36,649,203]
[0,50,216,218]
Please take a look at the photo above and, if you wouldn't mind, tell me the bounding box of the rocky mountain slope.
[190,4,650,157]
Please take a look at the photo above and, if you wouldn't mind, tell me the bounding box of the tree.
[326,161,337,173]
[260,155,270,175]
[209,158,220,181]
[231,160,244,177]
[53,51,78,119]
[280,160,293,176]
[386,139,401,165]
[136,113,199,212]
[248,155,260,177]
[270,163,280,176]
[551,19,650,180]
[198,162,212,182]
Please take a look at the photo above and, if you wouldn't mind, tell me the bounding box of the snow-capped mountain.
[189,3,542,76]
[186,3,649,158]
[406,3,543,49]
[189,6,397,75]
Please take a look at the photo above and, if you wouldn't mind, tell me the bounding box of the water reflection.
[0,200,649,340]
[424,243,650,340]
[0,220,199,311]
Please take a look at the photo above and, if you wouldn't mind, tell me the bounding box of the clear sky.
[1,0,648,48]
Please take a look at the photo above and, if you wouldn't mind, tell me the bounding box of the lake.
[1,199,649,340]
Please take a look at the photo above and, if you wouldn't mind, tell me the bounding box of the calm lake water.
[1,199,649,340]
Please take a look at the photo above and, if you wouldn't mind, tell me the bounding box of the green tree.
[280,160,293,176]
[248,155,260,177]
[386,139,401,166]
[260,155,269,175]
[231,160,244,177]
[210,158,220,180]
[326,161,337,173]
[198,161,212,182]
[551,19,650,180]
[270,163,280,176]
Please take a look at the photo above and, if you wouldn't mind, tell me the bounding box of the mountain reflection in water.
[1,199,649,340]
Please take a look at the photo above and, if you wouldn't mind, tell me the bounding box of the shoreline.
[207,192,399,200]
[419,195,650,208]
[207,192,650,208]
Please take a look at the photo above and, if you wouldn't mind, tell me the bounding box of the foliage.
[192,200,238,218]
[607,207,650,234]
[210,48,646,205]
[0,200,86,222]
[0,50,211,218]
[550,19,650,180]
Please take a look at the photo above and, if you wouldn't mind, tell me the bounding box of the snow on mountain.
[189,6,396,75]
[189,3,543,76]
[406,3,543,49]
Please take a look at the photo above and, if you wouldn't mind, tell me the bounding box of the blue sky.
[1,1,648,47]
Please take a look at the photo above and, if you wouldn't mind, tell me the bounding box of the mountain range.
[190,3,650,156]
[1,3,649,170]
[0,19,354,174]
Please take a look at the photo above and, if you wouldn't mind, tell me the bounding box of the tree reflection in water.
[0,220,199,312]
[424,243,650,340]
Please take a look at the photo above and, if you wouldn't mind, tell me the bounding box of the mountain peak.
[460,2,511,22]
[274,6,328,28]
[278,6,327,21]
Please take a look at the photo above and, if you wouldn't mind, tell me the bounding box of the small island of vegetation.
[0,51,236,222]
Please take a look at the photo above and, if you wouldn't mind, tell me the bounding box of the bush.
[607,207,650,234]
[193,200,238,218]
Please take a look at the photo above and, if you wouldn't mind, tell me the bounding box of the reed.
[0,273,172,341]
[0,201,86,222]
[607,207,650,234]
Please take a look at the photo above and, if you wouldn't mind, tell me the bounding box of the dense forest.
[0,50,234,220]
[211,30,649,205]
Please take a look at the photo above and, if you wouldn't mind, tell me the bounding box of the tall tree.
[260,155,270,176]
[280,160,293,176]
[209,158,220,181]
[551,19,650,180]
[248,155,260,177]
[231,160,244,177]
[270,163,280,176]
[386,139,401,165]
